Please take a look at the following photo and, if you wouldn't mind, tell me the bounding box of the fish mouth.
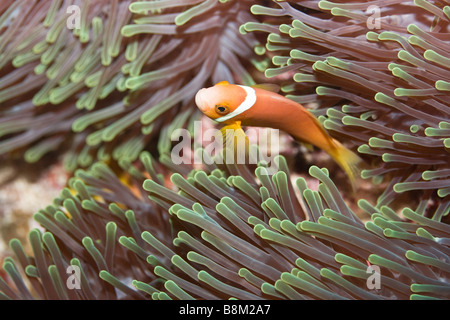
[195,88,208,112]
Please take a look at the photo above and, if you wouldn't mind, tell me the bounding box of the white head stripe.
[215,85,256,123]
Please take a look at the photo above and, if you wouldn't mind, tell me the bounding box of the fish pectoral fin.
[220,122,249,150]
[251,83,280,93]
[220,122,250,163]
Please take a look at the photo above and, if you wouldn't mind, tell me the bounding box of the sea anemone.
[0,0,449,301]
[242,0,449,211]
[0,0,262,170]
[1,152,449,300]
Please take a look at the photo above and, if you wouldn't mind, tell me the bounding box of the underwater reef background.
[0,0,449,300]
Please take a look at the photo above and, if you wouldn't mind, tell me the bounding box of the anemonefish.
[195,81,362,188]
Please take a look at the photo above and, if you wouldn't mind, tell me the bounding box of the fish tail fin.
[329,139,362,191]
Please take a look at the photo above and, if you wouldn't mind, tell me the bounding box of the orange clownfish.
[195,81,362,188]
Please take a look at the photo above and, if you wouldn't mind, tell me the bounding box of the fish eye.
[215,104,229,115]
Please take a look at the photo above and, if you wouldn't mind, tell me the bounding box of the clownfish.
[195,81,362,188]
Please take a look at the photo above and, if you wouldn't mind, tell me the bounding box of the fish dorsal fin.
[251,83,280,93]
[215,81,230,86]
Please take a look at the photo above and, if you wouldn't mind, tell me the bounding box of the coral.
[242,0,450,210]
[1,153,449,300]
